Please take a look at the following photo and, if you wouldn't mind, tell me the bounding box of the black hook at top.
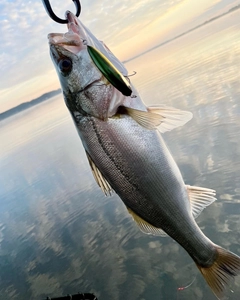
[42,0,81,24]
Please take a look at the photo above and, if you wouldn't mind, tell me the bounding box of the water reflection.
[1,10,240,300]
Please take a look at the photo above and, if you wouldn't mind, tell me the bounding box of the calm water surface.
[1,10,240,300]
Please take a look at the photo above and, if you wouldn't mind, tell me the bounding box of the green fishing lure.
[87,45,132,97]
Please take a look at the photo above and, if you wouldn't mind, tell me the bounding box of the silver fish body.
[48,11,240,299]
[75,112,216,265]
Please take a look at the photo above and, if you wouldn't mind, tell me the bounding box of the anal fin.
[186,185,216,219]
[127,208,168,237]
[86,152,113,196]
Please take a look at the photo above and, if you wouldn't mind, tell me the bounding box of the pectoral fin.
[124,106,192,132]
[186,185,216,219]
[124,107,163,129]
[86,152,113,196]
[127,208,168,237]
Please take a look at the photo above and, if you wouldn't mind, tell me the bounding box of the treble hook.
[41,0,81,24]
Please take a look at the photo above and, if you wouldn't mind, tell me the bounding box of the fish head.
[48,11,146,118]
[48,11,102,94]
[48,11,130,118]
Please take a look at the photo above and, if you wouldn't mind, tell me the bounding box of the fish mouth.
[48,11,86,54]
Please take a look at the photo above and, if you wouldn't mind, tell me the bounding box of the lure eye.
[58,58,72,74]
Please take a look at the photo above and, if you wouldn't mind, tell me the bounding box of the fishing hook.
[127,71,137,77]
[41,0,81,24]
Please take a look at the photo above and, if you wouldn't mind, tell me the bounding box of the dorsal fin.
[86,152,113,196]
[186,185,216,219]
[124,106,192,132]
[127,208,168,237]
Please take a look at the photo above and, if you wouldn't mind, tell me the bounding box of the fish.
[48,11,240,299]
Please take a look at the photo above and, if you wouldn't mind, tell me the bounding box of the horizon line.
[123,4,240,64]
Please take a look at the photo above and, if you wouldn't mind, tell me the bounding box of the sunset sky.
[0,0,239,113]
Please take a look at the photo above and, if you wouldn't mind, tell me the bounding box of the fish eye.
[58,58,72,75]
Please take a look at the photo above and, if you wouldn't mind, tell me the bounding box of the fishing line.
[176,276,196,299]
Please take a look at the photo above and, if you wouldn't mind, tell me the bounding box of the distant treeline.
[0,89,61,122]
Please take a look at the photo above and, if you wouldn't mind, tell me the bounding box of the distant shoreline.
[0,89,61,122]
[123,4,240,64]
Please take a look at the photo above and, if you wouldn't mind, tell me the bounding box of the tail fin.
[196,246,240,299]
